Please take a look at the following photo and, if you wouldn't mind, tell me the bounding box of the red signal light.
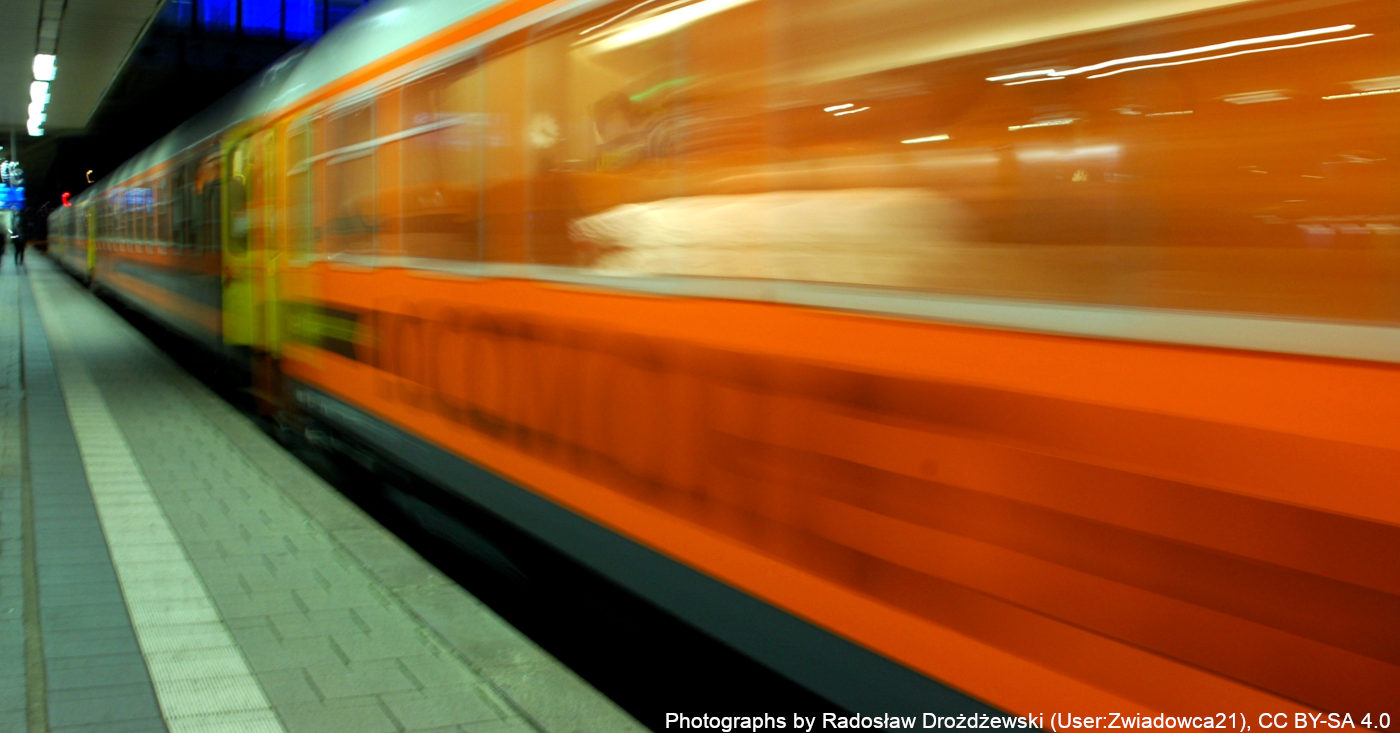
[62,192,71,206]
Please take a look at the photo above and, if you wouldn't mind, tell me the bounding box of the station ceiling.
[0,0,165,139]
[1,0,306,207]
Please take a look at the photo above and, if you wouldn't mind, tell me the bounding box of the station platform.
[0,256,646,732]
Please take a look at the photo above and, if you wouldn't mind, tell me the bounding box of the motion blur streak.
[986,23,1357,80]
[48,0,1400,718]
[1085,33,1374,79]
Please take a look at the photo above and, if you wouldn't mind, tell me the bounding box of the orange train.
[49,0,1400,718]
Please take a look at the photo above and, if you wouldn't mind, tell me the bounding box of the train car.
[49,0,1400,718]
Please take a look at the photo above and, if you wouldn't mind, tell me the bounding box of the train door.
[223,127,285,405]
[252,127,282,358]
[222,135,256,348]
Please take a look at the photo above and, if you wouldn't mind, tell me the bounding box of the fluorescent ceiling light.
[33,54,57,82]
[588,0,757,51]
[30,81,50,105]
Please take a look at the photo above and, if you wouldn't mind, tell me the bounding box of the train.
[48,0,1400,718]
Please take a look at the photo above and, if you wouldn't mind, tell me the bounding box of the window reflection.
[325,104,376,258]
[400,61,484,263]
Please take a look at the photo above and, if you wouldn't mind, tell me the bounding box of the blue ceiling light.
[199,0,237,31]
[285,0,320,39]
[242,0,283,35]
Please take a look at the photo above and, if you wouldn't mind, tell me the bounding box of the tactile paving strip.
[34,277,287,733]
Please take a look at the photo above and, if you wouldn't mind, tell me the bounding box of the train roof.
[76,0,510,205]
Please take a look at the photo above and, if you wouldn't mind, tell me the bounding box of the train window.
[119,189,132,242]
[372,90,401,261]
[133,182,144,244]
[228,141,251,257]
[325,102,376,261]
[523,20,611,267]
[311,115,326,257]
[398,57,484,266]
[286,119,315,264]
[109,192,121,242]
[129,186,140,243]
[156,178,171,246]
[121,187,132,243]
[171,158,192,249]
[196,147,222,253]
[547,0,1395,323]
[124,185,135,243]
[133,184,143,244]
[536,0,778,278]
[139,180,154,245]
[481,34,529,264]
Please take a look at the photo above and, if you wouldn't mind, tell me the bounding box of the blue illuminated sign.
[122,188,154,209]
[0,186,24,211]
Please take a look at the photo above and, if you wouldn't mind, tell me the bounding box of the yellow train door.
[222,129,284,355]
[253,127,283,357]
[223,127,287,408]
[222,135,256,347]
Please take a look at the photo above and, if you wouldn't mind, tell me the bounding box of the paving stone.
[292,583,385,612]
[0,651,20,682]
[277,699,399,733]
[48,686,162,728]
[486,660,640,733]
[233,629,347,672]
[45,653,153,691]
[266,608,372,641]
[332,527,446,590]
[329,625,436,663]
[0,676,23,713]
[380,683,508,729]
[302,658,420,699]
[40,602,135,631]
[251,668,321,708]
[36,565,119,587]
[36,578,125,606]
[33,546,115,565]
[42,626,143,658]
[213,588,304,619]
[462,718,549,733]
[48,717,168,733]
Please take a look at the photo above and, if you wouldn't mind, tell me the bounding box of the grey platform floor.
[0,256,645,733]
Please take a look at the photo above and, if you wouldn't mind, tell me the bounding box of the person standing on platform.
[12,215,26,268]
